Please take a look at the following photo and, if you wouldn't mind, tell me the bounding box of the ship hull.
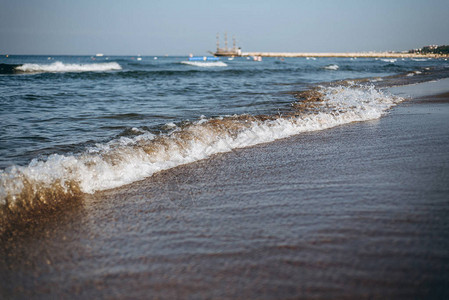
[213,51,241,57]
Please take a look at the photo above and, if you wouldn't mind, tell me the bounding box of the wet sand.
[1,82,449,299]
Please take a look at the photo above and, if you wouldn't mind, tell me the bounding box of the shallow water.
[2,56,449,218]
[1,81,449,299]
[1,56,449,298]
[1,55,448,169]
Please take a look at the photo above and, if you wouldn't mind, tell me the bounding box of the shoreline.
[388,77,449,98]
[2,79,448,299]
[1,73,449,298]
[2,53,447,58]
[2,73,449,232]
[241,51,448,58]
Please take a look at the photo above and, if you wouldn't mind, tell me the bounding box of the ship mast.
[214,32,241,56]
[216,33,220,51]
[224,32,228,51]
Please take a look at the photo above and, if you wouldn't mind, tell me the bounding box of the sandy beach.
[1,79,448,299]
[2,0,449,298]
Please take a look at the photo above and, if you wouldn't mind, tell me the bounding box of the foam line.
[15,62,122,73]
[0,84,403,221]
[180,61,228,67]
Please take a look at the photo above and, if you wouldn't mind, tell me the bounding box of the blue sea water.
[1,54,449,208]
[1,55,446,168]
[2,55,449,299]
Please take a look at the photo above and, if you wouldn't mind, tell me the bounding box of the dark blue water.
[2,55,447,169]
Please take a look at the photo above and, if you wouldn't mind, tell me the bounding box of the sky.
[1,0,448,55]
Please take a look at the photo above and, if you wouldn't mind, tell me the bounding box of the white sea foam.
[407,70,423,77]
[15,62,122,73]
[181,61,228,67]
[381,59,397,63]
[324,64,339,70]
[0,85,403,209]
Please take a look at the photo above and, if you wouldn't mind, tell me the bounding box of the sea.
[1,55,448,202]
[1,55,449,298]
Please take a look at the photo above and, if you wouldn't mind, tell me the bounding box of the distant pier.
[241,52,445,58]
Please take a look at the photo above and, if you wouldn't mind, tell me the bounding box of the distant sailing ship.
[212,33,242,57]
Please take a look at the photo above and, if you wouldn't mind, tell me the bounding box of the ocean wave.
[180,61,228,67]
[381,59,397,63]
[407,70,423,77]
[14,61,122,73]
[0,84,403,228]
[324,64,339,70]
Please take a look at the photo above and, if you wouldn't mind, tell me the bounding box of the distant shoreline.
[2,53,447,58]
[241,52,448,58]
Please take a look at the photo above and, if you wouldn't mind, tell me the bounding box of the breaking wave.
[0,84,403,228]
[324,64,339,70]
[180,61,228,67]
[14,62,122,73]
[381,59,397,63]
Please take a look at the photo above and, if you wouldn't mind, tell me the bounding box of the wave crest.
[180,61,228,67]
[0,84,403,228]
[15,61,122,73]
[324,64,339,70]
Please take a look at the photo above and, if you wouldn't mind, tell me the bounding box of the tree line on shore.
[409,45,449,55]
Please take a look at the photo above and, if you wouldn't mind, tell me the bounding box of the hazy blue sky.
[1,0,448,55]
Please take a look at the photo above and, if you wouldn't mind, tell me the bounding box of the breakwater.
[242,51,446,58]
